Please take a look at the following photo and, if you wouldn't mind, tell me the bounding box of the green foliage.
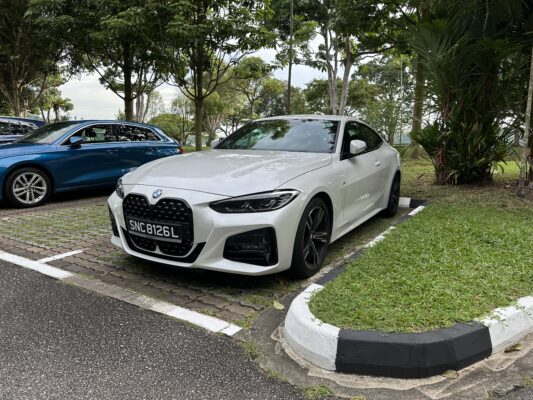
[0,93,11,114]
[39,0,169,120]
[0,0,66,116]
[412,120,514,184]
[164,0,273,149]
[266,0,317,67]
[256,78,306,117]
[304,385,333,400]
[149,113,193,145]
[410,0,531,184]
[233,57,274,118]
[353,55,414,144]
[38,87,73,123]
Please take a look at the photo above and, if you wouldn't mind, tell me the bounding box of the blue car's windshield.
[16,122,79,144]
[216,119,339,153]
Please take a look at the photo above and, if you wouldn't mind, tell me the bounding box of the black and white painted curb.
[284,197,533,378]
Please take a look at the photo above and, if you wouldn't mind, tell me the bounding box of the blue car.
[0,117,42,144]
[0,120,182,208]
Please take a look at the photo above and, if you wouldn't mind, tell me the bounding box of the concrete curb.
[283,199,533,378]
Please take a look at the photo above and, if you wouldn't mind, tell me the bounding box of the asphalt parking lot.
[0,259,310,400]
[0,192,408,329]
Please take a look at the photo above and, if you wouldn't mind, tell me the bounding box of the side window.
[342,122,382,154]
[69,124,115,144]
[0,121,11,135]
[115,124,160,142]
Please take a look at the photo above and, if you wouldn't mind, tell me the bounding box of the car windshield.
[16,121,79,144]
[216,118,339,153]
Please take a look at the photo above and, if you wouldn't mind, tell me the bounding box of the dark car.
[0,117,42,144]
[0,120,182,208]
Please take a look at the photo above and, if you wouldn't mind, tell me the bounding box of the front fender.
[276,164,344,238]
[0,154,62,200]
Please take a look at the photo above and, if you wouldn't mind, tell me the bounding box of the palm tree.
[410,0,529,184]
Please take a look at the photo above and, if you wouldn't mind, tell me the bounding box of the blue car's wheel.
[6,168,51,208]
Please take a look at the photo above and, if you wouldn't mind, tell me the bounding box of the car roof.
[257,114,362,123]
[0,117,40,126]
[64,120,160,128]
[45,120,167,134]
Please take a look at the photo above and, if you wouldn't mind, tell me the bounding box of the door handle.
[106,149,118,154]
[147,147,158,152]
[375,160,382,167]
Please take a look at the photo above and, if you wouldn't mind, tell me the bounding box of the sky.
[60,47,326,120]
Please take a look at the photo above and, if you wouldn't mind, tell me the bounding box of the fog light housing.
[109,207,119,237]
[223,228,277,266]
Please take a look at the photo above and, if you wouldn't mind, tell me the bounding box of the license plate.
[127,218,182,243]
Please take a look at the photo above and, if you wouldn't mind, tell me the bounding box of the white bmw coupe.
[108,115,401,277]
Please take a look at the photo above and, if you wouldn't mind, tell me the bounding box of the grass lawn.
[182,145,210,152]
[309,157,533,333]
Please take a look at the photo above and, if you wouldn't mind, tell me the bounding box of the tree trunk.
[339,36,353,116]
[286,0,294,115]
[142,91,152,122]
[517,40,533,196]
[411,54,425,135]
[194,97,203,151]
[123,44,134,121]
[12,85,22,117]
[321,27,337,115]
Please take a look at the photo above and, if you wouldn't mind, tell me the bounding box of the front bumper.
[107,186,304,276]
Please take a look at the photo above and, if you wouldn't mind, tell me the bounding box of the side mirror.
[211,138,221,148]
[69,136,84,148]
[349,139,366,156]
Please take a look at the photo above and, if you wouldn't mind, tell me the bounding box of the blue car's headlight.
[210,190,300,213]
[116,178,125,199]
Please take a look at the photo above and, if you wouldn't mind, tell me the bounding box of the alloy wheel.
[302,205,329,270]
[12,172,48,206]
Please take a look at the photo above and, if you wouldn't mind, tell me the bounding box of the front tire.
[290,197,331,278]
[5,168,52,208]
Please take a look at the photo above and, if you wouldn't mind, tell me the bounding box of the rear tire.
[290,197,331,278]
[5,168,52,208]
[382,174,400,218]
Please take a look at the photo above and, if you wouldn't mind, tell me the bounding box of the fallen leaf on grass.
[273,300,285,310]
[504,343,523,353]
[441,370,458,379]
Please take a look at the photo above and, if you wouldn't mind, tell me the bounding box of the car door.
[114,124,171,172]
[339,121,385,224]
[58,124,124,188]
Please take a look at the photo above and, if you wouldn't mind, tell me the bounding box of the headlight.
[210,190,300,213]
[116,178,125,199]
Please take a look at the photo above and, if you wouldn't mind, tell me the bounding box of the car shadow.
[0,188,113,211]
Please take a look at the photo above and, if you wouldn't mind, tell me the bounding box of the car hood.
[124,150,332,197]
[0,142,49,158]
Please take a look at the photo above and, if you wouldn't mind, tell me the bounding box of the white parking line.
[408,205,426,216]
[365,226,396,248]
[0,250,73,279]
[0,249,242,336]
[38,249,84,263]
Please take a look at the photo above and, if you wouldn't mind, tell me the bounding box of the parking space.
[0,196,409,327]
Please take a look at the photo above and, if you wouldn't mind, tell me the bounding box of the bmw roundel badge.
[152,189,163,199]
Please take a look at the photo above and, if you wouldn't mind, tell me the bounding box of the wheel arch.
[312,191,334,232]
[395,169,401,181]
[3,163,55,195]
